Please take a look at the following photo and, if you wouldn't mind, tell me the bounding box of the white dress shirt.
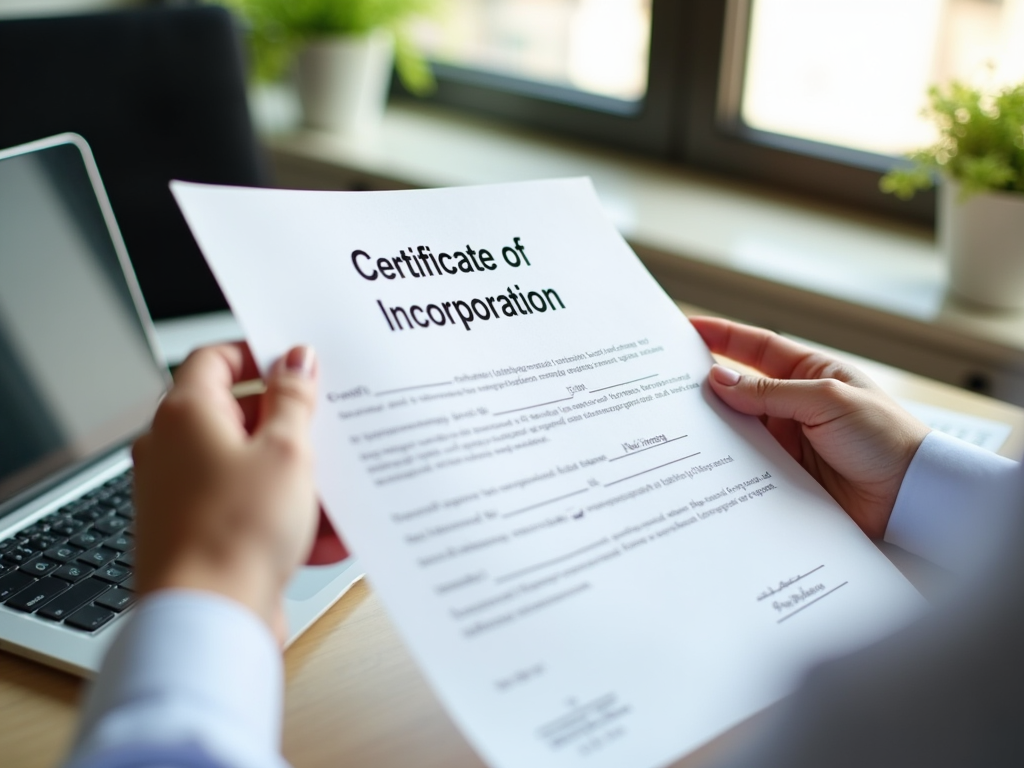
[65,591,288,768]
[62,430,1020,768]
[885,430,1019,571]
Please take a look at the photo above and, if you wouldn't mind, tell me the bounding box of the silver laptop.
[0,133,360,676]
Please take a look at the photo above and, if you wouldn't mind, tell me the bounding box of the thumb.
[258,346,318,444]
[708,363,853,427]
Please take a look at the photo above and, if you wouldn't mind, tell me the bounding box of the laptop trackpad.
[286,559,354,602]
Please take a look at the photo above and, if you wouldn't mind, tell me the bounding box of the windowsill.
[261,102,1024,403]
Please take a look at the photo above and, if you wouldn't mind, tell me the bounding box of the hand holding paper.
[692,316,931,539]
[133,342,320,645]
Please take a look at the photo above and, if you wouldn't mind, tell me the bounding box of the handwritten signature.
[756,564,824,602]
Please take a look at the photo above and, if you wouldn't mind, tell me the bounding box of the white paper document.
[172,178,924,768]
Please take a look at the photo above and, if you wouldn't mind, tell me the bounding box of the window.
[740,0,1024,156]
[417,0,652,108]
[405,0,1024,224]
[408,0,681,155]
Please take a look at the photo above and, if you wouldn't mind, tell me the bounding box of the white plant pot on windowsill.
[940,180,1024,309]
[296,29,395,135]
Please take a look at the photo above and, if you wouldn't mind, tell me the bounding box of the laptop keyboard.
[0,470,136,633]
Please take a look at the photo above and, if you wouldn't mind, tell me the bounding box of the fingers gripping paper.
[172,178,923,768]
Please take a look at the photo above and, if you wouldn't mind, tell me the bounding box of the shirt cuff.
[66,589,288,768]
[885,430,1021,572]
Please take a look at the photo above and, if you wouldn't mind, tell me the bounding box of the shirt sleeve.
[885,429,1022,572]
[63,589,290,768]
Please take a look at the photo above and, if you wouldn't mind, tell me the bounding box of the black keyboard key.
[22,521,52,537]
[105,533,134,552]
[61,499,92,516]
[0,571,36,601]
[95,564,131,584]
[0,539,20,554]
[44,545,82,563]
[115,549,136,568]
[120,575,136,592]
[19,537,49,554]
[78,547,119,567]
[51,519,85,537]
[95,588,135,613]
[91,486,115,501]
[37,578,109,621]
[99,495,132,513]
[102,479,128,495]
[5,576,68,612]
[72,506,106,523]
[3,547,38,566]
[53,562,94,583]
[92,516,130,535]
[19,558,58,577]
[70,530,104,550]
[65,604,115,632]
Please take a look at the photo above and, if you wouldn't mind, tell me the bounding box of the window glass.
[740,0,1024,156]
[417,0,652,103]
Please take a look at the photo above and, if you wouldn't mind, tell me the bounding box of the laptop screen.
[0,139,168,510]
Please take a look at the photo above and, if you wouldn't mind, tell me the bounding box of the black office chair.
[0,5,266,320]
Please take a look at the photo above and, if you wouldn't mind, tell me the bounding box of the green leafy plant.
[880,80,1024,200]
[214,0,440,95]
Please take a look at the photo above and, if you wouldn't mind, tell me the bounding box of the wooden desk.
[4,318,1023,768]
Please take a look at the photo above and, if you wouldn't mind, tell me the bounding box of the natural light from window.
[742,0,1024,156]
[416,0,652,103]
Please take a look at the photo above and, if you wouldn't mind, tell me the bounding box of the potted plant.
[219,0,439,134]
[881,80,1024,309]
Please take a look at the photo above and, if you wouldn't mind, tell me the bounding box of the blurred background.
[5,1,1022,155]
[421,0,1024,158]
[412,0,1023,156]
[3,0,1023,399]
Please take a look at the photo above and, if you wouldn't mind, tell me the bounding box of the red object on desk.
[306,506,349,564]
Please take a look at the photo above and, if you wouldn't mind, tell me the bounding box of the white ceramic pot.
[940,179,1024,309]
[296,29,395,134]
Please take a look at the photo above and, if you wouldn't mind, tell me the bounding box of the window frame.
[676,0,934,225]
[396,0,686,157]
[397,0,936,226]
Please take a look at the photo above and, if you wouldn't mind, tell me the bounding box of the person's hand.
[690,317,930,539]
[132,343,325,645]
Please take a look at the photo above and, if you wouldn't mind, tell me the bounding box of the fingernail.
[711,364,741,386]
[284,346,316,378]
